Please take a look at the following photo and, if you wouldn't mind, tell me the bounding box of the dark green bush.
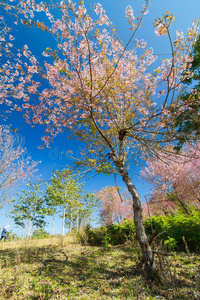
[78,211,200,252]
[31,228,50,239]
[166,211,200,251]
[77,220,136,246]
[144,215,169,239]
[105,220,136,245]
[144,211,200,252]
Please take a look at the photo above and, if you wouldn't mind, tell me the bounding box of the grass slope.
[0,235,200,299]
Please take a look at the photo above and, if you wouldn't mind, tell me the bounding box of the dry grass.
[0,235,200,299]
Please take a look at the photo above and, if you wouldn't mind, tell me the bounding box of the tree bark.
[27,218,32,238]
[52,213,55,235]
[76,209,79,232]
[114,158,155,280]
[62,204,66,236]
[69,207,73,234]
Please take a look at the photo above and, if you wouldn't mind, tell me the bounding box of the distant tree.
[45,169,84,235]
[97,186,133,225]
[12,179,47,237]
[68,191,99,232]
[45,173,63,236]
[31,228,50,239]
[141,144,200,215]
[46,169,99,234]
[79,192,99,227]
[0,125,38,198]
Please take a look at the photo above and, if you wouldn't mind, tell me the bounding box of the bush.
[77,211,200,252]
[6,231,21,241]
[77,220,136,246]
[144,211,200,252]
[31,228,50,239]
[166,210,200,251]
[144,215,169,240]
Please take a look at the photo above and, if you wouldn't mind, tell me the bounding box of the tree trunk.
[27,218,32,238]
[27,210,34,238]
[69,207,73,234]
[114,158,155,280]
[176,195,191,215]
[52,213,55,235]
[62,204,66,236]
[76,209,79,232]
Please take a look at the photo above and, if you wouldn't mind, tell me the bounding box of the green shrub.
[166,210,200,251]
[144,215,169,239]
[77,211,200,252]
[6,231,21,241]
[164,236,178,251]
[31,228,50,239]
[77,220,136,246]
[144,211,200,252]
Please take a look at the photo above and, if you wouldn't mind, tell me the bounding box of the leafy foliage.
[45,169,99,235]
[80,211,200,252]
[12,179,47,237]
[144,210,200,251]
[31,228,50,239]
[78,220,136,246]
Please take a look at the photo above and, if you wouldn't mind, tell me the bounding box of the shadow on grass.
[0,241,199,299]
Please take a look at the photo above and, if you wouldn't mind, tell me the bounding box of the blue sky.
[1,0,200,235]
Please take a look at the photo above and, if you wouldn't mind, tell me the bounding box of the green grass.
[0,236,200,299]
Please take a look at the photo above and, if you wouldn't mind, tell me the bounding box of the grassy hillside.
[0,235,200,299]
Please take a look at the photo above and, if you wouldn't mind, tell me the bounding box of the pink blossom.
[155,24,167,36]
[125,5,135,24]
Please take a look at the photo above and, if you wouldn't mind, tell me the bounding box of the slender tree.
[80,192,99,226]
[45,169,84,235]
[1,0,199,278]
[71,191,99,231]
[12,179,47,237]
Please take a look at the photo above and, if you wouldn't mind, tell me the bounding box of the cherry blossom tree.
[0,0,199,279]
[97,186,133,225]
[0,125,38,189]
[141,144,200,215]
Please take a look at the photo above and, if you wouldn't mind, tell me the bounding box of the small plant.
[102,229,112,250]
[164,237,177,252]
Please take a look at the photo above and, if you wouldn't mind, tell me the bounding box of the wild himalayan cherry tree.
[141,143,200,215]
[0,125,38,193]
[97,186,133,225]
[0,0,199,278]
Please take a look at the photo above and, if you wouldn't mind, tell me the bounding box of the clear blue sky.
[1,0,200,235]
